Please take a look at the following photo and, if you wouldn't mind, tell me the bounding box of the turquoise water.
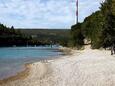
[0,46,63,80]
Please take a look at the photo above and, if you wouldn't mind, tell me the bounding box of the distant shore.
[1,46,115,86]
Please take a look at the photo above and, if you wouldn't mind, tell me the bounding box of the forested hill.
[0,24,49,47]
[0,24,70,47]
[16,29,70,46]
[71,0,115,49]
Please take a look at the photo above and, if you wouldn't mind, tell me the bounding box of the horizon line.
[15,28,71,29]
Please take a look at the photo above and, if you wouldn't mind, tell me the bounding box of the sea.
[0,46,63,80]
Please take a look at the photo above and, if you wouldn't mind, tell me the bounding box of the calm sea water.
[0,46,63,80]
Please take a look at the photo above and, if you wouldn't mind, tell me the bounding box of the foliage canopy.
[71,0,115,49]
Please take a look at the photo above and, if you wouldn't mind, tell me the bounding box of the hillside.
[0,24,49,47]
[71,0,115,49]
[16,29,70,46]
[0,23,70,47]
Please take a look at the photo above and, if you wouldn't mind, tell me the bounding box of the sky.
[0,0,105,29]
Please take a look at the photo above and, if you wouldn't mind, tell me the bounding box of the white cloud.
[0,0,105,29]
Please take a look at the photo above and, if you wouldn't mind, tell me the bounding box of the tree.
[100,0,115,47]
[70,0,115,49]
[82,11,104,48]
[11,26,15,34]
[71,23,84,49]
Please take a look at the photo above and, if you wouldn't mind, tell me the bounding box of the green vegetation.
[0,24,70,47]
[71,23,84,49]
[0,24,44,47]
[17,29,70,46]
[2,0,114,48]
[71,0,115,49]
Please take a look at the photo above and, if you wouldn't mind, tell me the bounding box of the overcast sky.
[0,0,105,29]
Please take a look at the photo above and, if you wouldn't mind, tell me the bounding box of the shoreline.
[0,47,71,85]
[1,47,115,86]
[0,63,31,85]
